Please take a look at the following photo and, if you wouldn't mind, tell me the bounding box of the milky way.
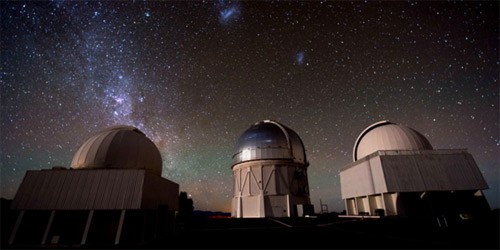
[1,1,498,212]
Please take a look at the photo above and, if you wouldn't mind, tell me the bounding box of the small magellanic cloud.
[296,51,305,65]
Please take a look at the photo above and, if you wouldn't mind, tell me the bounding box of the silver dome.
[232,120,307,166]
[353,120,433,161]
[71,125,163,176]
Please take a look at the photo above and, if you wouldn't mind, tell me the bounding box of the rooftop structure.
[231,120,313,218]
[7,126,179,247]
[340,121,490,223]
[71,125,163,176]
[353,120,433,161]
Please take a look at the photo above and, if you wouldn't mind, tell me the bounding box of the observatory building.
[7,126,179,247]
[231,120,313,218]
[339,121,490,222]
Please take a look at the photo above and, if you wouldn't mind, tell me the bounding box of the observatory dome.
[232,120,307,166]
[353,120,433,161]
[70,125,162,176]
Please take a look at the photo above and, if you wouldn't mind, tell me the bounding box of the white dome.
[71,125,162,176]
[353,120,433,161]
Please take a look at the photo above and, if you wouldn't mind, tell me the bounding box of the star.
[0,0,498,213]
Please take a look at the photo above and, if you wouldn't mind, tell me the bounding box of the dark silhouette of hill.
[192,210,231,218]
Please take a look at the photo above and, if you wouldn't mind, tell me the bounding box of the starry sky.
[1,0,498,213]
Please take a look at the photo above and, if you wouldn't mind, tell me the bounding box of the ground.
[161,212,499,249]
[2,202,498,249]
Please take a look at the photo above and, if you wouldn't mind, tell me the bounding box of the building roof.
[353,120,433,161]
[70,125,162,176]
[232,120,307,166]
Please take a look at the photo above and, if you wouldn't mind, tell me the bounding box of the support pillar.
[237,195,242,218]
[365,195,373,215]
[286,194,291,217]
[344,199,349,215]
[354,197,359,215]
[41,210,56,244]
[114,210,126,245]
[8,210,25,245]
[259,192,265,217]
[81,210,94,245]
[9,210,24,245]
[381,193,387,215]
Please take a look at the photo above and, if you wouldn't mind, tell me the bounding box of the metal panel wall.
[10,169,180,210]
[231,197,240,217]
[142,172,179,210]
[249,167,261,195]
[263,165,276,195]
[383,193,398,216]
[232,160,311,218]
[264,195,287,217]
[276,166,290,194]
[381,151,488,192]
[242,170,250,196]
[242,196,261,217]
[339,159,377,199]
[369,157,387,194]
[382,156,426,192]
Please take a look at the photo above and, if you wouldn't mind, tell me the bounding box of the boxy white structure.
[8,126,179,247]
[340,121,490,219]
[231,120,313,218]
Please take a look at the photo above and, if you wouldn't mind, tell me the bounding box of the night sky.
[1,1,498,213]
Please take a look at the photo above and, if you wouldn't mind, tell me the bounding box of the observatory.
[70,125,163,175]
[340,121,490,222]
[231,120,313,218]
[7,126,179,247]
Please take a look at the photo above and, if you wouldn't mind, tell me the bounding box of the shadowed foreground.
[163,214,499,249]
[3,211,499,249]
